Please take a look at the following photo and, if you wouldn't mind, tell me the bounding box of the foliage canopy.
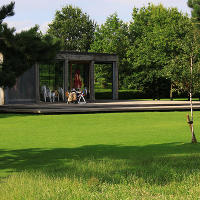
[125,4,197,97]
[47,5,96,52]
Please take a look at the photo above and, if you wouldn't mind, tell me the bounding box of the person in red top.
[73,69,82,89]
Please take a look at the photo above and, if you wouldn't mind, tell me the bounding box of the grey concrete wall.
[5,66,36,104]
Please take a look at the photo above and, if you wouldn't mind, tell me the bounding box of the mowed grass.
[1,112,200,199]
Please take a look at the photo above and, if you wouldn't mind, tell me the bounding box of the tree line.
[1,1,200,99]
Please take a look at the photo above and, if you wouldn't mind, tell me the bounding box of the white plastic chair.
[41,85,52,102]
[58,87,64,102]
[41,85,47,102]
[46,88,52,102]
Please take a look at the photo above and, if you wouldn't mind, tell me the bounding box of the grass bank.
[0,112,200,199]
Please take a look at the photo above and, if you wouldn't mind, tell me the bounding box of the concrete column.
[112,61,119,100]
[70,63,72,90]
[35,63,40,104]
[89,61,95,102]
[64,59,69,102]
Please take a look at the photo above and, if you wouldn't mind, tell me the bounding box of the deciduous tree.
[127,4,192,98]
[47,5,96,51]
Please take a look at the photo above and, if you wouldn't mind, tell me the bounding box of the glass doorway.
[69,63,89,90]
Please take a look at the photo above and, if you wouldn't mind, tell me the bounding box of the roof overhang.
[56,51,118,64]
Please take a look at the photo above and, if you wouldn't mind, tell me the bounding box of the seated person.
[67,89,77,103]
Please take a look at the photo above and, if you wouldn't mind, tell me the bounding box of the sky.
[1,0,192,33]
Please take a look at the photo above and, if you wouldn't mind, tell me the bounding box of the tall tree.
[165,22,200,142]
[127,4,192,98]
[90,13,129,88]
[0,2,60,88]
[47,5,96,51]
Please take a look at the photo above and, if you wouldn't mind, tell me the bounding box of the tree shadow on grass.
[1,142,200,185]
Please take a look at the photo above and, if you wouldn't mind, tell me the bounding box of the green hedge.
[95,90,200,100]
[95,90,150,100]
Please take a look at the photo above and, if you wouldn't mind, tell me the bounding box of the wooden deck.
[1,100,200,114]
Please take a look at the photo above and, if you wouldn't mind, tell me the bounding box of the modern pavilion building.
[3,51,119,104]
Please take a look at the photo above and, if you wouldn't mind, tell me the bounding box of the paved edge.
[1,101,200,114]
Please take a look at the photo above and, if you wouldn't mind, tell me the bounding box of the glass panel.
[39,61,64,102]
[39,61,64,91]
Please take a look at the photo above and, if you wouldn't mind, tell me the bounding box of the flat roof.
[56,51,118,63]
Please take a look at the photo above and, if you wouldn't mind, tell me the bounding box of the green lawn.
[1,112,200,199]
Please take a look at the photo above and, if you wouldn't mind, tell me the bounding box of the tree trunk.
[170,83,173,101]
[187,57,197,143]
